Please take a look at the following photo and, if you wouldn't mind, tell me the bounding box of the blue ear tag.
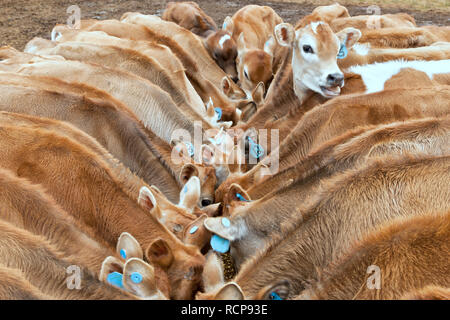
[189,226,199,234]
[184,142,195,157]
[210,234,230,253]
[107,272,124,289]
[337,43,348,59]
[119,249,127,260]
[214,107,222,121]
[183,185,188,194]
[236,193,250,202]
[247,137,264,159]
[130,272,143,284]
[221,217,231,227]
[270,292,282,300]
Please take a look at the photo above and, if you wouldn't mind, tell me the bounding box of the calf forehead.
[299,23,339,57]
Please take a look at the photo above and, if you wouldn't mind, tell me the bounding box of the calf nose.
[327,73,344,86]
[231,76,239,83]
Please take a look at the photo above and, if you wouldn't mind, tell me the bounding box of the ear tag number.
[247,137,264,159]
[337,44,348,59]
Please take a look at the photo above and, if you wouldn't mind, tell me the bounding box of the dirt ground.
[1,0,448,50]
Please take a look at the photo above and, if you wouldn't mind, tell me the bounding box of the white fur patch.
[219,34,231,49]
[351,43,370,56]
[310,21,325,34]
[348,59,450,94]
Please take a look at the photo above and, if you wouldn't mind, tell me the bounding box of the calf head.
[203,18,238,80]
[236,33,274,97]
[180,163,217,207]
[138,179,200,239]
[100,233,168,300]
[274,22,361,99]
[195,251,244,300]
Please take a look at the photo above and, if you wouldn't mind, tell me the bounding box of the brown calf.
[225,5,284,95]
[0,124,205,299]
[209,117,450,267]
[162,1,238,79]
[228,155,450,299]
[0,219,135,299]
[295,211,450,299]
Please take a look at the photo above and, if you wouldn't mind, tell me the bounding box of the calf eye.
[244,69,249,80]
[303,45,314,54]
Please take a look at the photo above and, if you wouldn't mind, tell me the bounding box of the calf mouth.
[320,85,341,98]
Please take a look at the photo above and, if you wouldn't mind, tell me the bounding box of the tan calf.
[0,219,136,299]
[226,155,450,299]
[329,13,416,33]
[25,37,217,129]
[0,166,120,275]
[0,266,52,300]
[0,72,183,202]
[209,117,450,267]
[357,26,450,48]
[225,5,284,95]
[0,124,205,299]
[162,1,238,79]
[295,211,450,299]
[75,19,244,124]
[401,286,450,300]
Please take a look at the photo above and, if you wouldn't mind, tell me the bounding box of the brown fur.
[0,124,205,299]
[296,211,450,300]
[78,19,242,124]
[0,72,182,202]
[230,5,283,94]
[0,265,52,300]
[0,219,136,299]
[212,117,450,267]
[233,155,450,299]
[162,2,238,79]
[401,285,450,300]
[357,26,450,49]
[330,13,416,33]
[0,166,118,274]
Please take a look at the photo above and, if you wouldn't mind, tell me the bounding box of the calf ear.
[179,176,201,212]
[264,36,276,57]
[116,232,144,261]
[138,186,159,214]
[146,239,174,269]
[183,214,211,248]
[226,183,251,205]
[222,76,247,99]
[256,280,290,300]
[204,216,239,241]
[237,33,246,54]
[201,144,215,165]
[252,82,265,106]
[202,251,225,292]
[206,98,216,118]
[202,203,221,217]
[336,27,362,49]
[123,258,166,299]
[99,256,124,283]
[274,23,295,47]
[214,282,244,300]
[222,16,234,34]
[180,164,199,184]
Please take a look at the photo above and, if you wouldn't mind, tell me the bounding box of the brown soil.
[1,0,448,51]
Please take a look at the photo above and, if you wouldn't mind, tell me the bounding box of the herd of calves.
[0,2,449,300]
